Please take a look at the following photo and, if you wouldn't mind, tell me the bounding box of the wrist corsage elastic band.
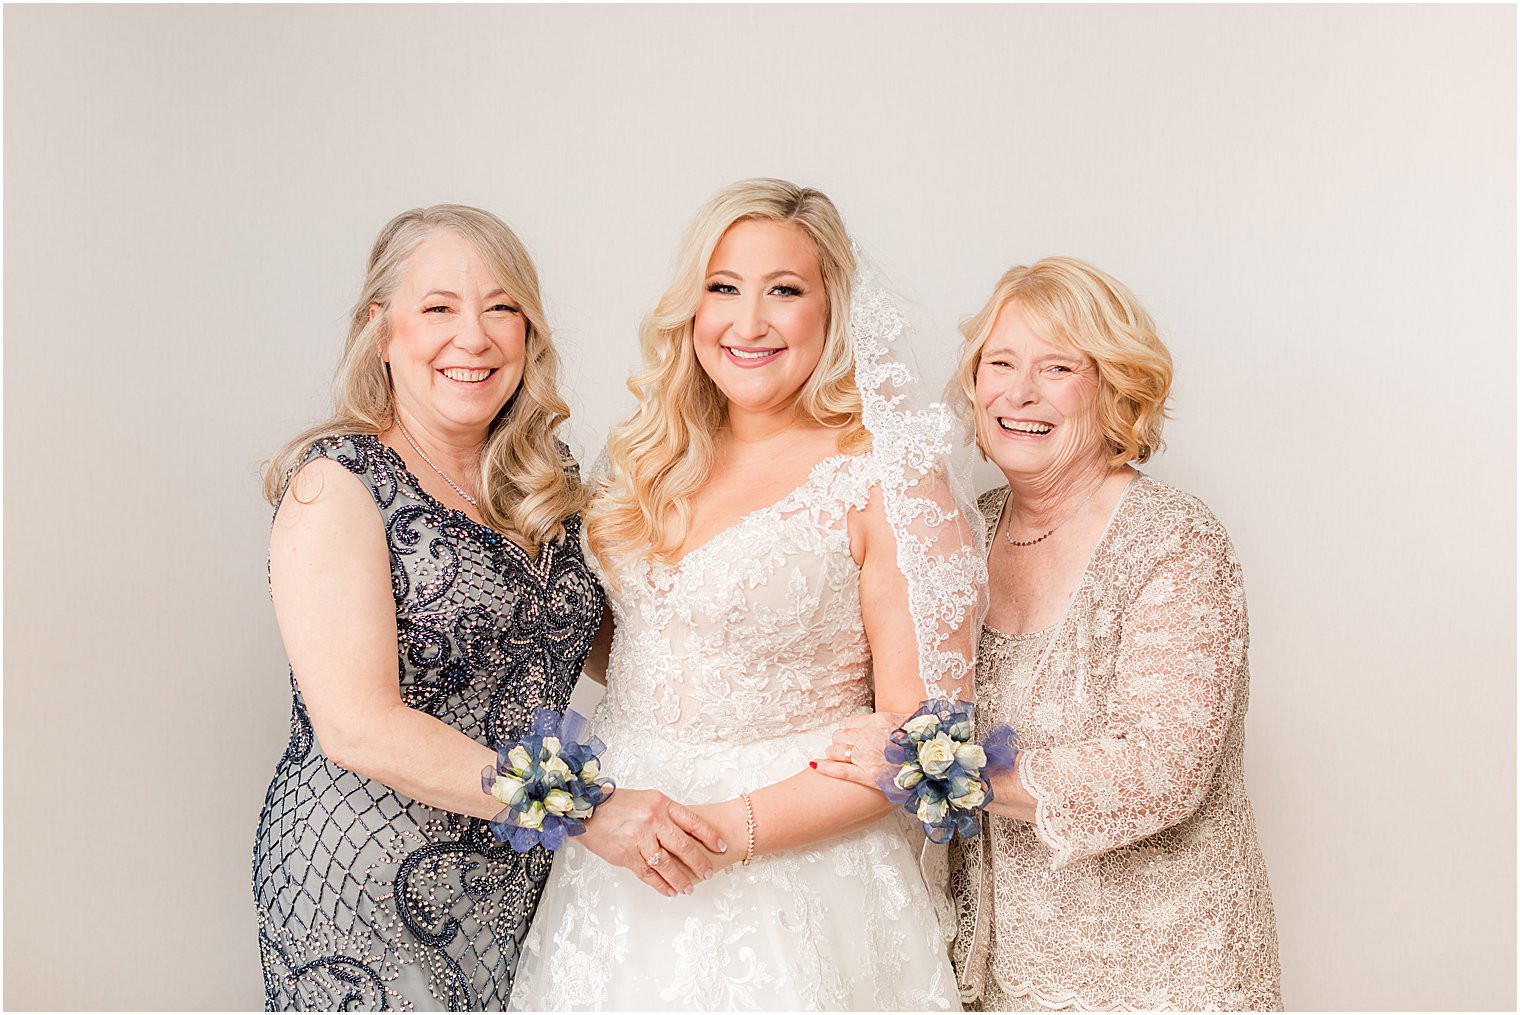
[876,699,1018,843]
[482,707,615,853]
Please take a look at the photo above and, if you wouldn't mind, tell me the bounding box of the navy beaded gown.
[253,434,605,1011]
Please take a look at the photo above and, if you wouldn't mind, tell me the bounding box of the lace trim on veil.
[849,265,987,703]
[849,260,988,948]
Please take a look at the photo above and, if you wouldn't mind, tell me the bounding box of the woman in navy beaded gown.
[252,206,718,1011]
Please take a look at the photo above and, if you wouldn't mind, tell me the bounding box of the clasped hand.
[578,788,729,898]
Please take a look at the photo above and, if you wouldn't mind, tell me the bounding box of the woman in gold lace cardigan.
[819,257,1281,1010]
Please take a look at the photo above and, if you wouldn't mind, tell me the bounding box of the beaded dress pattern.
[951,478,1281,1011]
[253,434,605,1012]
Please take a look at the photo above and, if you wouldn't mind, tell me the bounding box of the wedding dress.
[508,275,983,1012]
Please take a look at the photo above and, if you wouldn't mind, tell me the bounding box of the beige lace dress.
[951,476,1281,1011]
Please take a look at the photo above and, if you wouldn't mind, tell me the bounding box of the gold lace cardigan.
[951,476,1281,1011]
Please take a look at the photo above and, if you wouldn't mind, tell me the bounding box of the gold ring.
[842,744,854,764]
[645,848,666,870]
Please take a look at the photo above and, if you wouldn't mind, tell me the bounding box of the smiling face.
[692,218,830,419]
[379,230,527,442]
[975,301,1107,480]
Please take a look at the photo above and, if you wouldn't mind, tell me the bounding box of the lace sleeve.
[1019,516,1247,869]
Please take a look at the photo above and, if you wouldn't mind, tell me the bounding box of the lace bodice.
[592,453,878,742]
[951,477,1281,1011]
[512,449,963,1012]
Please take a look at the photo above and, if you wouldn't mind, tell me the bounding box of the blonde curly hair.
[586,178,867,578]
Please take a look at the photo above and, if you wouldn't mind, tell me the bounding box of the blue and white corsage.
[481,707,615,853]
[877,699,1018,843]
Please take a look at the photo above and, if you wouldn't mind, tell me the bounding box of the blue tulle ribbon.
[481,707,616,853]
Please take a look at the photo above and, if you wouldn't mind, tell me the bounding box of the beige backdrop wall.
[4,4,1514,1010]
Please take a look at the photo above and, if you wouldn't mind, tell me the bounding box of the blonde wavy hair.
[586,178,867,577]
[953,256,1173,465]
[263,204,587,552]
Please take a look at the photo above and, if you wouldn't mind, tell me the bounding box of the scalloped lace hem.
[991,977,1122,1012]
[970,967,1249,1012]
[991,970,1255,1012]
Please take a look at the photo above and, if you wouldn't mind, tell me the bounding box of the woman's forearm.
[317,701,501,821]
[982,755,1037,822]
[695,768,894,870]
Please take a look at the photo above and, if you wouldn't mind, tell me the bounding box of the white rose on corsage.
[894,765,925,791]
[580,757,600,781]
[903,714,941,739]
[955,743,987,770]
[916,796,949,824]
[543,789,575,816]
[543,755,573,781]
[517,801,546,830]
[951,782,987,811]
[490,774,527,808]
[917,733,959,777]
[507,745,534,774]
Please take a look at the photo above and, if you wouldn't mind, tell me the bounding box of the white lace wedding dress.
[507,451,959,1011]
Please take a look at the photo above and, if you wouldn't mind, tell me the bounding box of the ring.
[842,744,854,764]
[645,848,666,870]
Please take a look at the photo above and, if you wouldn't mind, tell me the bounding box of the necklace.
[395,418,479,507]
[1004,477,1105,548]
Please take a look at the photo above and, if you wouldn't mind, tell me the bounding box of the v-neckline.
[661,453,852,572]
[987,473,1141,638]
[371,436,548,570]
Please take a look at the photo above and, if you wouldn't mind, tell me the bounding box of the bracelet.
[739,791,756,866]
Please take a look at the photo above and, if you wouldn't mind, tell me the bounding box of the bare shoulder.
[843,469,893,568]
[269,452,388,582]
[275,456,378,530]
[268,456,392,634]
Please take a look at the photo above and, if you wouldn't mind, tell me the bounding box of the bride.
[509,179,982,1010]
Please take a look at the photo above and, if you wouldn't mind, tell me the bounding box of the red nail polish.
[809,761,818,769]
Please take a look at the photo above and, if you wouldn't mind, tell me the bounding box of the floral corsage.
[876,699,1017,843]
[481,707,615,853]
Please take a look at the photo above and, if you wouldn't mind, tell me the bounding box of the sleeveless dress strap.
[280,434,404,516]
